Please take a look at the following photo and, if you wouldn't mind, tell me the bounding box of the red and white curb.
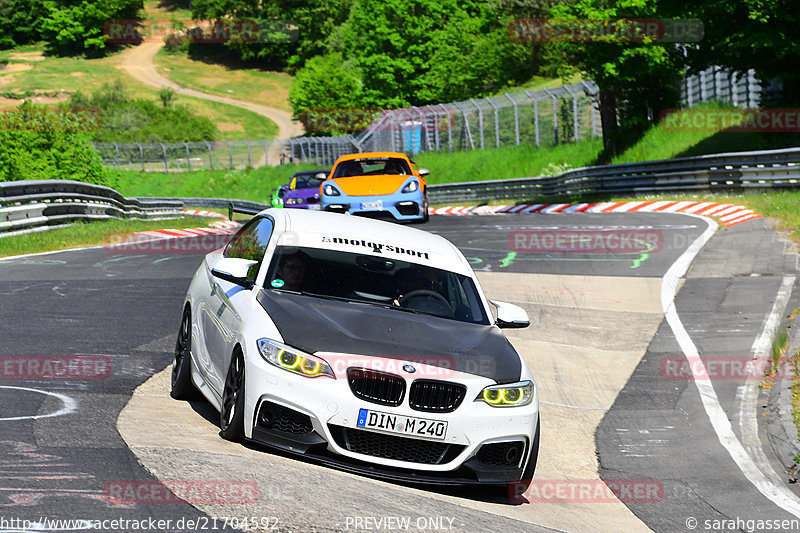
[430,201,762,228]
[106,214,240,248]
[181,209,228,220]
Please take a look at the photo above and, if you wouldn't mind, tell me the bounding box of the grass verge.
[0,216,219,258]
[108,164,322,204]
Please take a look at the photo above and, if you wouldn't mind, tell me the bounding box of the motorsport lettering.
[322,236,430,259]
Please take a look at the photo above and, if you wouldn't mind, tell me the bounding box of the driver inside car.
[393,267,448,308]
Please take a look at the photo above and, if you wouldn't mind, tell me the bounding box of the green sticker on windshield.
[271,279,285,288]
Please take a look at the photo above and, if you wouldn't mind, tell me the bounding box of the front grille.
[409,380,467,413]
[476,441,526,466]
[256,401,313,435]
[347,368,406,406]
[329,425,464,465]
[396,202,420,216]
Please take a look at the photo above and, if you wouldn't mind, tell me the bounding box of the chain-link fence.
[92,68,767,172]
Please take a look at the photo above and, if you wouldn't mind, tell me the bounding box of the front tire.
[422,191,429,222]
[219,349,246,441]
[171,307,199,400]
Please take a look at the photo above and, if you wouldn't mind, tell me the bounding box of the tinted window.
[224,217,274,264]
[266,245,488,324]
[332,158,412,178]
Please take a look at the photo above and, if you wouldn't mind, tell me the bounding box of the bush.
[70,82,219,143]
[0,102,107,184]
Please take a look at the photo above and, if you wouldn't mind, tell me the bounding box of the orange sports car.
[320,152,429,222]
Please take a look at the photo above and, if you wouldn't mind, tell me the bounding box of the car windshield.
[332,157,412,178]
[265,245,488,324]
[293,174,326,189]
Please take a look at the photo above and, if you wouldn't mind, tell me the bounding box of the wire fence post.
[183,142,192,171]
[205,141,213,170]
[469,99,484,150]
[485,97,500,148]
[225,141,233,168]
[136,143,144,171]
[455,102,474,150]
[439,104,452,153]
[505,93,520,146]
[524,90,540,148]
[581,82,599,138]
[245,140,251,167]
[543,88,558,145]
[562,85,579,142]
[160,143,168,173]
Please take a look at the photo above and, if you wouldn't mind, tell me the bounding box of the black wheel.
[219,349,246,441]
[508,415,540,501]
[422,191,429,222]
[171,307,199,400]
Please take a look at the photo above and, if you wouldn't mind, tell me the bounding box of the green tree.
[663,0,800,105]
[40,0,143,55]
[288,52,364,128]
[191,0,352,71]
[547,0,685,157]
[334,0,533,108]
[0,0,47,48]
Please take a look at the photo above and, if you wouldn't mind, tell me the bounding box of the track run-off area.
[0,208,798,533]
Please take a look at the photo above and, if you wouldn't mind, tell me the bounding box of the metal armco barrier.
[426,147,800,205]
[3,147,799,236]
[0,180,185,236]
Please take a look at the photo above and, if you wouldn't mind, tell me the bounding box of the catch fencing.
[91,67,765,171]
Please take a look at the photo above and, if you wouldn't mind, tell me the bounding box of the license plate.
[307,204,321,210]
[356,408,447,440]
[360,200,383,211]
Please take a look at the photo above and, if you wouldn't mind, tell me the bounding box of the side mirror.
[211,257,258,289]
[418,168,430,177]
[490,300,530,329]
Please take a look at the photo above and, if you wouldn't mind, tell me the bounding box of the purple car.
[276,170,329,210]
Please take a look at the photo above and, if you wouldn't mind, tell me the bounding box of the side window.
[224,217,274,279]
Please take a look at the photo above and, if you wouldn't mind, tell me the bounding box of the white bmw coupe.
[172,208,539,495]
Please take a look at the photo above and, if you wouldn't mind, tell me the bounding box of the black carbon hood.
[257,290,522,384]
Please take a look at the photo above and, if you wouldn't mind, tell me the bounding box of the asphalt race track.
[1,212,798,533]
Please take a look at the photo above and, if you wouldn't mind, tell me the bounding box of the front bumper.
[243,353,539,485]
[321,192,424,221]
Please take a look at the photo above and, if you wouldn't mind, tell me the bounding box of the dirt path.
[117,40,304,165]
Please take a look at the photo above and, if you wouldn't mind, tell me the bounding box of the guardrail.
[0,180,185,237]
[426,147,800,205]
[4,147,800,236]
